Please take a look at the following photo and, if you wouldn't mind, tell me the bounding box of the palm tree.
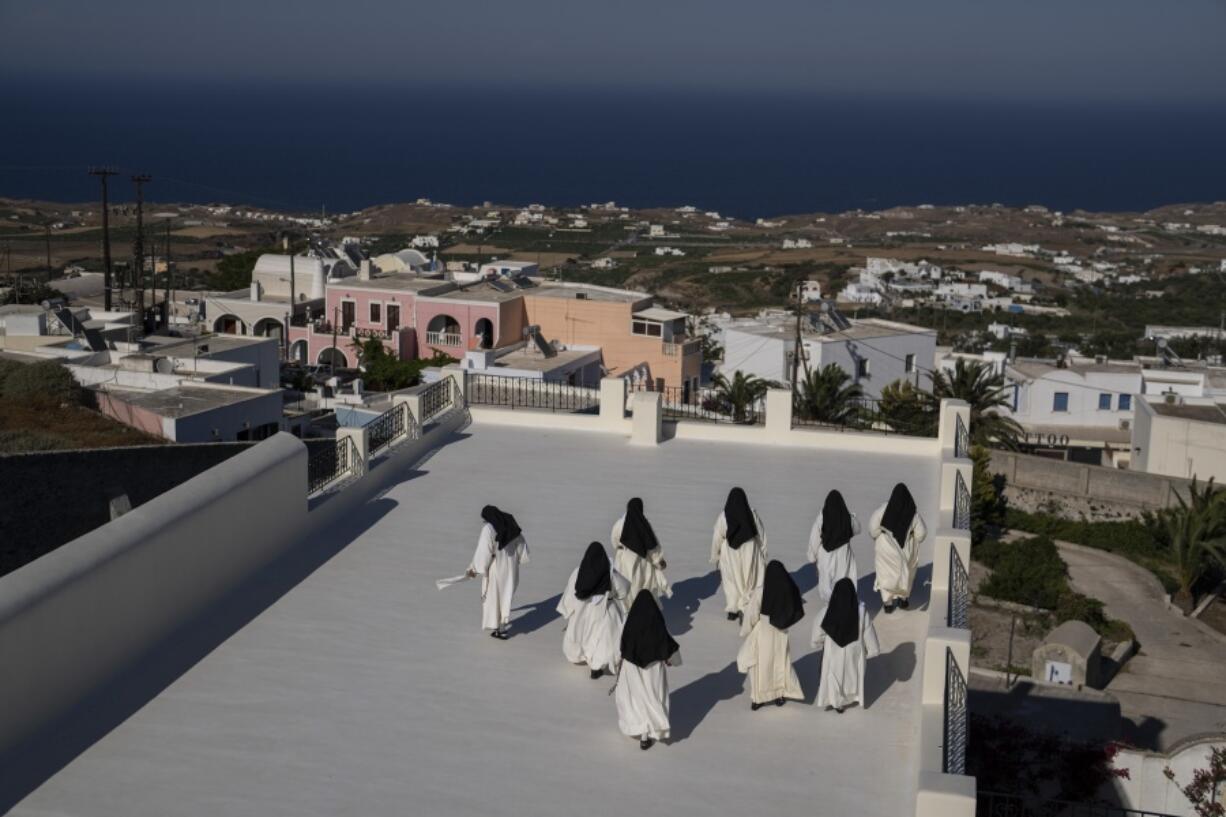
[931,358,1024,448]
[879,378,939,436]
[1154,478,1226,612]
[794,364,864,426]
[711,371,773,423]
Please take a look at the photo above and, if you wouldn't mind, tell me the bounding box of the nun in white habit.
[615,589,681,750]
[467,505,530,639]
[557,542,630,678]
[871,483,928,612]
[811,577,881,713]
[737,560,805,710]
[807,489,860,607]
[612,498,671,602]
[710,487,768,620]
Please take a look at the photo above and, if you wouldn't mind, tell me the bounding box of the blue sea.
[2,81,1224,218]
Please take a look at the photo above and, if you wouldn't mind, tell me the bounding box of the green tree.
[1148,478,1226,612]
[931,358,1024,448]
[211,248,271,291]
[794,363,864,425]
[711,371,773,423]
[970,444,1007,546]
[685,315,723,362]
[878,378,938,436]
[1,360,85,406]
[348,338,457,392]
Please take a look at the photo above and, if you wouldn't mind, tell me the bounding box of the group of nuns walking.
[464,483,927,750]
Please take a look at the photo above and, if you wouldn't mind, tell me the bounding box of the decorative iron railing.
[468,373,600,413]
[368,403,408,454]
[426,331,462,347]
[307,436,360,495]
[955,412,970,459]
[943,647,968,777]
[631,382,764,425]
[976,792,1178,817]
[792,396,939,438]
[419,377,456,423]
[949,544,970,630]
[954,469,971,531]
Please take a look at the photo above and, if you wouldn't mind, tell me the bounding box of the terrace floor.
[13,423,939,817]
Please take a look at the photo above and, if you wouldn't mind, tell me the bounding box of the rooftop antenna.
[88,167,119,311]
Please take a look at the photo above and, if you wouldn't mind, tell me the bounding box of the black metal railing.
[419,377,456,423]
[949,545,970,630]
[977,792,1177,817]
[954,469,971,531]
[368,403,407,454]
[468,373,600,413]
[944,647,968,776]
[630,382,764,425]
[307,436,359,495]
[955,412,970,458]
[792,396,939,437]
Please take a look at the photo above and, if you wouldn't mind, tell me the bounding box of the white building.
[1131,395,1226,481]
[719,315,935,397]
[648,224,665,237]
[978,270,1034,294]
[477,260,540,279]
[781,238,813,249]
[837,282,883,305]
[590,257,617,269]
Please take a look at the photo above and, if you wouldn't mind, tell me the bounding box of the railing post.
[599,377,627,430]
[938,398,971,457]
[336,426,368,478]
[630,390,662,446]
[764,388,793,437]
[443,365,467,403]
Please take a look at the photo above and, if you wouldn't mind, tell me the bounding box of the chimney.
[250,281,262,302]
[359,259,371,281]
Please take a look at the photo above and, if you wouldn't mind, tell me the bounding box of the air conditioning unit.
[1118,419,1131,431]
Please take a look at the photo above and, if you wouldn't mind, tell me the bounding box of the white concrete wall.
[1134,401,1226,482]
[815,331,934,398]
[721,327,788,382]
[1112,739,1226,816]
[1013,369,1138,429]
[0,434,307,757]
[170,390,284,443]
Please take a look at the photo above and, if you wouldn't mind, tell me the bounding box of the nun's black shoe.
[640,738,655,750]
[883,602,895,614]
[491,630,509,640]
[834,707,845,714]
[727,612,739,621]
[590,669,604,679]
[899,598,910,610]
[751,702,763,711]
[775,698,785,707]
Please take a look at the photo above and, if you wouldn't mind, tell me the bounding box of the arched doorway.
[474,317,494,349]
[318,347,349,369]
[213,314,246,334]
[289,340,308,364]
[252,317,284,341]
[426,314,462,347]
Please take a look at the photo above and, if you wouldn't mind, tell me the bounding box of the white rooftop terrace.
[2,383,974,817]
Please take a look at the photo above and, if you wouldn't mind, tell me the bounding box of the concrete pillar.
[764,388,793,436]
[392,394,421,437]
[599,377,627,431]
[916,772,977,817]
[630,390,662,446]
[939,461,973,514]
[443,364,468,402]
[938,398,971,458]
[931,531,972,595]
[922,627,971,707]
[336,425,369,477]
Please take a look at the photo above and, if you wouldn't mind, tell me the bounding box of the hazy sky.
[2,0,1225,102]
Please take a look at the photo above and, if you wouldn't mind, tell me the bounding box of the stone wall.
[0,443,260,576]
[990,450,1193,521]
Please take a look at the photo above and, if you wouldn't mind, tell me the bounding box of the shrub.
[1,361,84,406]
[980,535,1067,609]
[0,359,24,392]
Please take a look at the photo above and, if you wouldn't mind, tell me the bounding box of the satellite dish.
[154,357,175,374]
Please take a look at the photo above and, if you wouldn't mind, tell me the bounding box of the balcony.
[355,326,395,340]
[426,331,462,347]
[662,338,702,357]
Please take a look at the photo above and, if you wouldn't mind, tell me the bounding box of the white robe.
[869,503,927,604]
[710,509,768,615]
[736,586,803,704]
[612,515,671,601]
[470,523,530,631]
[614,649,680,741]
[807,512,861,606]
[556,566,630,673]
[810,602,881,710]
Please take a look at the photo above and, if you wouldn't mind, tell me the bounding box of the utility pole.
[164,219,173,330]
[44,223,52,280]
[131,173,152,318]
[88,167,118,311]
[331,304,340,376]
[791,279,804,401]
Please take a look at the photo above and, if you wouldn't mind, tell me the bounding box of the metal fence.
[792,396,939,437]
[949,545,970,630]
[630,383,765,425]
[307,436,359,495]
[955,412,970,458]
[944,647,968,776]
[954,469,971,531]
[977,792,1178,817]
[368,403,409,454]
[419,378,458,424]
[468,373,600,413]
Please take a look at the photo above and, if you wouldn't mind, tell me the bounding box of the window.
[632,320,662,337]
[857,359,870,378]
[1119,394,1132,411]
[386,304,400,331]
[905,354,916,374]
[370,302,381,324]
[1098,393,1111,410]
[1053,392,1069,412]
